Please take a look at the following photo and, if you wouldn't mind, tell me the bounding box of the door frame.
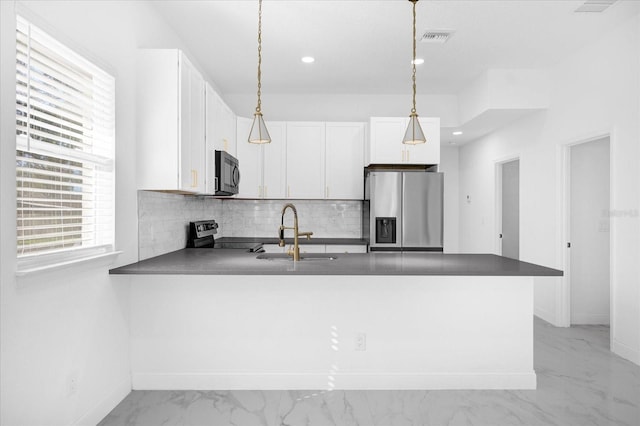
[557,131,614,344]
[494,155,520,256]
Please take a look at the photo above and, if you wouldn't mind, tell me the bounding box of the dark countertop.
[215,237,369,246]
[110,249,563,276]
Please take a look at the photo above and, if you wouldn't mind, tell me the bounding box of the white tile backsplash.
[222,200,362,238]
[138,191,363,260]
[137,191,223,260]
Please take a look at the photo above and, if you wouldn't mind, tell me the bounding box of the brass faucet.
[279,203,313,261]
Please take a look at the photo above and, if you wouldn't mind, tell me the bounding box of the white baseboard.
[612,339,640,366]
[534,306,558,326]
[570,313,610,325]
[132,372,536,391]
[73,378,131,426]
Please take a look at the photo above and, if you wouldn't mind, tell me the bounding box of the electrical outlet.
[355,332,366,351]
[67,373,78,396]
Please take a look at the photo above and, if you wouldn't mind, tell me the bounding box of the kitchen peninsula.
[111,249,561,391]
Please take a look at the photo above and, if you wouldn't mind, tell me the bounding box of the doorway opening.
[496,158,520,259]
[566,136,611,327]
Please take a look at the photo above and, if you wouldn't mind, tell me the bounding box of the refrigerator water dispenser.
[376,217,397,244]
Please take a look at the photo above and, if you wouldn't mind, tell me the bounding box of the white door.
[286,122,325,199]
[501,160,520,259]
[325,122,365,199]
[570,137,610,325]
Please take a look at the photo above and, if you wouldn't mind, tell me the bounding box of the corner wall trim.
[612,339,640,366]
[73,378,131,426]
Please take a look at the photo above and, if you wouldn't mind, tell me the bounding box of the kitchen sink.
[256,253,338,261]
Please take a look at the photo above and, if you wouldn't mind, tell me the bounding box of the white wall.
[224,93,460,127]
[439,145,460,253]
[458,14,640,364]
[0,1,197,424]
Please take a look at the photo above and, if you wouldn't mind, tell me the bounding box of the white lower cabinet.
[262,244,366,254]
[262,244,285,253]
[326,245,367,254]
[262,244,325,254]
[299,244,326,254]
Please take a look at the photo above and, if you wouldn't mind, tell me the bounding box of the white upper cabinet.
[235,120,365,200]
[286,122,326,199]
[235,119,286,198]
[205,83,237,155]
[408,117,440,164]
[137,49,206,193]
[368,117,440,165]
[325,122,365,199]
[205,83,238,193]
[262,121,287,199]
[235,117,261,198]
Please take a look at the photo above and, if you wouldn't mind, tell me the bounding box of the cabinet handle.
[258,185,263,198]
[402,150,405,162]
[191,170,197,187]
[264,185,268,198]
[223,139,228,152]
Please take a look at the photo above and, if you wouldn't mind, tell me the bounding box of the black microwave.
[214,150,240,195]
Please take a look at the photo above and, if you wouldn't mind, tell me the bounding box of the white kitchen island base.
[128,275,535,390]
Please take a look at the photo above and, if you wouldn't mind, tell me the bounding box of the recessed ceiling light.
[411,58,425,65]
[452,131,463,136]
[301,56,315,64]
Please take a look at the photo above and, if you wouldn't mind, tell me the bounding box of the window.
[15,16,115,266]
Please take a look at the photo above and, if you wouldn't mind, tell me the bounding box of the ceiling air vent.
[575,0,618,13]
[421,30,455,44]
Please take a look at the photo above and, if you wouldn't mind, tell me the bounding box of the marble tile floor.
[99,318,639,426]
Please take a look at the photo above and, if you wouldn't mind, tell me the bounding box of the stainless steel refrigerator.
[364,168,444,251]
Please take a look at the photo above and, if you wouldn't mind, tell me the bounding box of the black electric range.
[188,220,263,252]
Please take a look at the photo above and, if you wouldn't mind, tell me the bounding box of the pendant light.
[248,0,271,144]
[403,0,426,145]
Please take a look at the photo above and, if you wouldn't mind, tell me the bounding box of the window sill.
[16,250,123,277]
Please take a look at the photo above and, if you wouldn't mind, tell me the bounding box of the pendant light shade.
[403,113,426,145]
[403,0,426,145]
[249,112,271,144]
[249,0,271,144]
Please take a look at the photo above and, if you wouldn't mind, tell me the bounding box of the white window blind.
[16,16,115,260]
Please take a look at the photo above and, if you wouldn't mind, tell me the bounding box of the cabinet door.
[136,49,180,190]
[325,122,365,199]
[236,117,262,198]
[205,83,218,193]
[369,117,407,164]
[326,244,367,254]
[407,117,440,164]
[299,244,326,254]
[286,122,325,199]
[262,121,286,199]
[221,100,237,157]
[179,53,205,192]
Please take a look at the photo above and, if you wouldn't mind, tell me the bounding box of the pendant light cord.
[411,0,417,114]
[256,0,263,114]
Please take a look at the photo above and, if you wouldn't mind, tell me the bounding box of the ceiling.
[151,0,640,96]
